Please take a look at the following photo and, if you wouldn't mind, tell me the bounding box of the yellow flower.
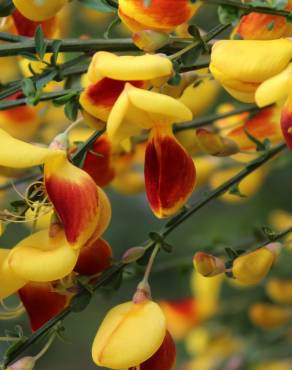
[266,279,292,304]
[92,300,166,369]
[80,51,173,124]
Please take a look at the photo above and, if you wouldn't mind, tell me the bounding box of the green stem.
[203,0,292,18]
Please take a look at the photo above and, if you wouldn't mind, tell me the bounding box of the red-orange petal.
[82,134,115,187]
[227,105,282,150]
[129,331,176,370]
[74,238,112,275]
[145,128,196,218]
[18,282,68,331]
[232,13,289,40]
[44,154,101,248]
[12,9,57,37]
[281,94,292,151]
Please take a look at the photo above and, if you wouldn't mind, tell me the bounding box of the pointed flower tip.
[92,300,166,369]
[145,130,196,218]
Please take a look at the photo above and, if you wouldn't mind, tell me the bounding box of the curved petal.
[44,153,102,247]
[0,249,27,300]
[8,229,79,282]
[92,300,166,369]
[19,282,69,331]
[12,9,57,37]
[210,39,292,83]
[256,63,292,107]
[281,93,292,150]
[128,84,193,123]
[0,128,61,168]
[88,51,173,82]
[145,127,196,218]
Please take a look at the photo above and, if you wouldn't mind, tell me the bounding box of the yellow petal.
[92,300,166,369]
[127,84,193,122]
[0,249,27,300]
[256,62,292,107]
[12,0,68,21]
[0,128,61,168]
[8,229,79,282]
[266,279,292,304]
[88,51,172,83]
[211,39,292,83]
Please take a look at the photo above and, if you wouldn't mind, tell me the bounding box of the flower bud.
[249,303,292,329]
[133,30,170,52]
[196,128,239,156]
[122,246,146,264]
[266,279,292,304]
[7,356,35,370]
[193,252,225,277]
[232,246,277,286]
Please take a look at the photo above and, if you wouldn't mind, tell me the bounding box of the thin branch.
[203,0,292,18]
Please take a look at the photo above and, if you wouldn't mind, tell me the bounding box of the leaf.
[64,96,80,121]
[35,70,58,90]
[225,247,239,259]
[70,291,92,312]
[78,0,116,12]
[148,231,163,243]
[21,78,36,97]
[262,225,277,241]
[18,52,39,61]
[0,0,14,16]
[34,25,48,60]
[53,91,79,107]
[50,39,62,66]
[218,5,241,26]
[243,127,268,151]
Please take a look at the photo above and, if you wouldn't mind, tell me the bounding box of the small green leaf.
[35,25,48,60]
[243,127,268,151]
[53,91,79,107]
[148,231,163,243]
[225,247,239,259]
[19,52,39,61]
[70,291,91,312]
[21,78,36,97]
[104,16,121,39]
[50,39,62,66]
[262,225,277,241]
[64,96,80,121]
[218,5,241,26]
[229,183,247,198]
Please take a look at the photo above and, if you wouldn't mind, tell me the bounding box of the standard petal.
[19,282,68,331]
[0,249,27,300]
[8,229,79,282]
[92,300,166,369]
[145,128,196,218]
[44,153,102,247]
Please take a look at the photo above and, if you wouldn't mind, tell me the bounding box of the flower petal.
[74,238,112,275]
[118,0,199,32]
[0,128,61,168]
[0,249,27,300]
[129,331,176,370]
[12,0,67,21]
[88,51,173,82]
[8,229,79,282]
[44,153,102,247]
[281,93,292,150]
[145,127,196,218]
[210,39,292,83]
[12,9,57,37]
[92,300,166,369]
[255,63,292,107]
[19,282,68,331]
